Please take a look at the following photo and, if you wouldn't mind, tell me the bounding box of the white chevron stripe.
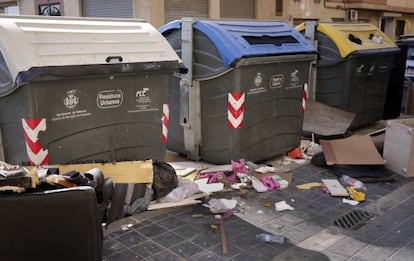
[25,142,48,165]
[21,118,47,143]
[228,93,245,110]
[228,110,244,128]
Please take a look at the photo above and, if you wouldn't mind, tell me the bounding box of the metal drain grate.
[334,209,374,230]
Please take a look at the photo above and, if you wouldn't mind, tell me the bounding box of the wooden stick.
[216,215,228,256]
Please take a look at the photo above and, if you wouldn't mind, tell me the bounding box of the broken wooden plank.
[147,199,202,210]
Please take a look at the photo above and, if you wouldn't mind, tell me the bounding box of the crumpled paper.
[204,198,237,213]
[275,200,294,211]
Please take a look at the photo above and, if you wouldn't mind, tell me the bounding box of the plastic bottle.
[256,233,285,244]
[339,175,365,190]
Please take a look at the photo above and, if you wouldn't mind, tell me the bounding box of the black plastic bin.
[297,22,399,128]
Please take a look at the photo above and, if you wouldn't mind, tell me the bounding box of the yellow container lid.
[296,22,397,58]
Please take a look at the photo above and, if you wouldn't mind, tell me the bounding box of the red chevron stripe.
[24,118,44,130]
[23,131,43,154]
[227,101,245,118]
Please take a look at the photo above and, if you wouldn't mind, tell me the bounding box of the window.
[38,3,61,16]
[276,0,283,16]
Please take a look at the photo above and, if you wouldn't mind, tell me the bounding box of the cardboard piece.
[321,179,348,197]
[320,135,385,165]
[303,100,355,136]
[42,160,154,184]
[383,118,414,177]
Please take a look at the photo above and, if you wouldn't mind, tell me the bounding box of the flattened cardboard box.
[320,135,385,165]
[383,118,414,177]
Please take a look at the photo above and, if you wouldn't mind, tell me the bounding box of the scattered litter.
[322,179,349,197]
[347,187,366,202]
[237,173,249,183]
[296,182,323,190]
[256,233,285,244]
[255,166,276,174]
[257,210,263,214]
[120,223,133,231]
[261,175,280,191]
[231,182,248,190]
[194,178,224,193]
[342,198,359,206]
[263,202,272,207]
[248,176,268,192]
[204,198,237,213]
[275,200,294,211]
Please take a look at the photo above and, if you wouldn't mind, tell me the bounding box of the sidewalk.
[102,161,414,261]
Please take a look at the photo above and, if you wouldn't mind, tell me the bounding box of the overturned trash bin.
[0,15,181,165]
[297,22,399,128]
[159,18,317,164]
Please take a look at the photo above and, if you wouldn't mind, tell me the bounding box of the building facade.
[0,0,413,40]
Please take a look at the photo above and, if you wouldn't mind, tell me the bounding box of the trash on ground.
[347,187,366,201]
[296,182,324,190]
[248,176,268,192]
[275,200,295,211]
[255,166,276,174]
[204,198,237,213]
[342,198,359,206]
[321,179,349,197]
[256,233,285,244]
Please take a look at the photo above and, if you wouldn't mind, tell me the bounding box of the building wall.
[14,0,414,36]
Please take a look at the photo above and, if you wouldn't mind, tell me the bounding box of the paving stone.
[282,227,313,243]
[188,250,226,261]
[116,230,146,247]
[387,248,414,261]
[145,250,187,261]
[102,238,127,257]
[325,237,369,258]
[152,231,185,248]
[136,222,168,238]
[170,241,204,258]
[130,240,164,258]
[105,249,142,261]
[172,223,204,239]
[157,215,186,230]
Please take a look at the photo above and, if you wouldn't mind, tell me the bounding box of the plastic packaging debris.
[158,178,199,203]
[255,166,276,174]
[271,175,288,189]
[261,175,280,191]
[237,173,249,183]
[231,182,248,190]
[339,175,366,191]
[204,198,237,213]
[347,186,366,202]
[256,233,285,244]
[342,198,359,206]
[275,200,294,211]
[248,176,268,192]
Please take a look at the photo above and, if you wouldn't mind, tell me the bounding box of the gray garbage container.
[0,15,181,165]
[159,18,317,164]
[297,22,399,128]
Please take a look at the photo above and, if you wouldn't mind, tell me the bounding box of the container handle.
[106,56,123,63]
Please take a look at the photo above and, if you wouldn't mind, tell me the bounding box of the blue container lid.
[159,19,316,67]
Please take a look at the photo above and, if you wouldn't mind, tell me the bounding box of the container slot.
[242,35,299,46]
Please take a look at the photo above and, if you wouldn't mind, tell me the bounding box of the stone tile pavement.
[102,163,414,261]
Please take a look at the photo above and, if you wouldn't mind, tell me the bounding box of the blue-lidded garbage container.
[160,18,317,164]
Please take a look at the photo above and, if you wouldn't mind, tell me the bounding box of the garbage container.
[297,22,399,128]
[383,35,408,120]
[396,35,414,115]
[159,18,317,164]
[0,15,181,165]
